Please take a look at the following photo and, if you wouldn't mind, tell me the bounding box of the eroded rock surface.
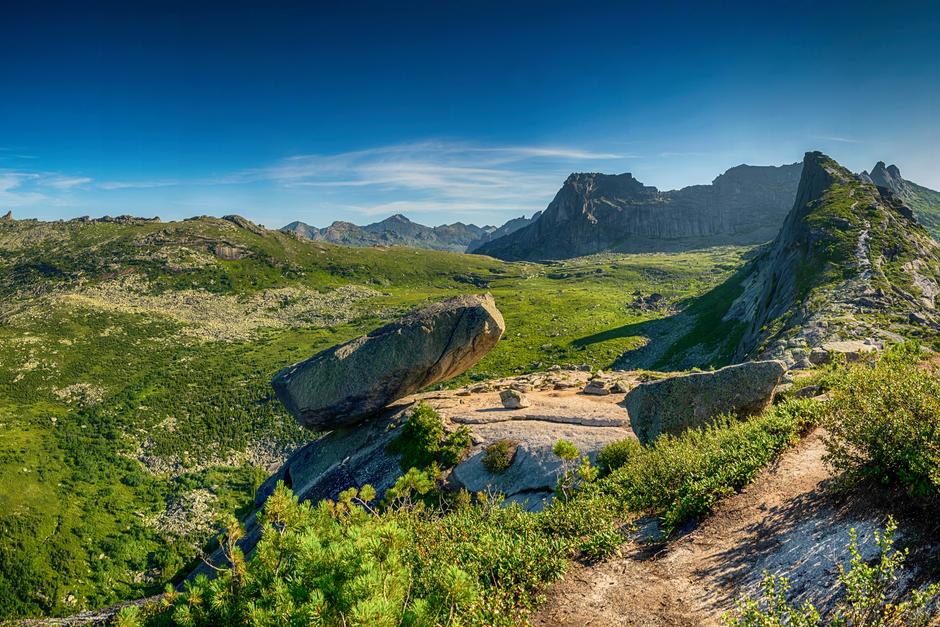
[272,294,505,430]
[624,360,786,444]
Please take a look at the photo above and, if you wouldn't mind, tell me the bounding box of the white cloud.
[48,176,93,190]
[0,172,48,207]
[813,135,862,144]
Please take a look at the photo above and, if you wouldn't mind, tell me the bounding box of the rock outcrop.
[623,360,786,444]
[863,161,940,241]
[272,294,505,430]
[475,163,803,260]
[627,152,940,371]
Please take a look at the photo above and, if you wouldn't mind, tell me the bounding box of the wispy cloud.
[813,135,862,144]
[0,172,48,207]
[5,140,632,221]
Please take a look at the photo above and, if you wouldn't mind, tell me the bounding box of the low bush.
[596,437,642,475]
[725,517,940,626]
[133,398,823,625]
[600,399,821,534]
[482,439,519,473]
[823,360,940,501]
[387,403,472,471]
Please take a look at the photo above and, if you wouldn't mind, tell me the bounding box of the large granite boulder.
[623,360,786,444]
[272,294,505,430]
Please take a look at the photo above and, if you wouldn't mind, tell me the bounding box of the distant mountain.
[466,211,541,252]
[862,161,940,241]
[474,163,804,260]
[282,212,537,253]
[627,151,940,370]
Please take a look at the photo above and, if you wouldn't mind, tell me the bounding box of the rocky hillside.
[474,163,803,260]
[863,161,940,240]
[631,151,940,370]
[282,212,538,253]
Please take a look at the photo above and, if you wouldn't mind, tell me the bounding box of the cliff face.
[474,163,803,260]
[618,152,940,372]
[726,152,940,363]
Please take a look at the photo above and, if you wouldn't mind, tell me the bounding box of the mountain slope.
[863,161,940,241]
[475,163,803,260]
[627,151,940,370]
[466,211,540,252]
[282,214,501,253]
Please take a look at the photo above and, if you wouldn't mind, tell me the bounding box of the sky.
[1,0,938,228]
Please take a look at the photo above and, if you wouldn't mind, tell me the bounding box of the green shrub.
[596,438,642,475]
[482,439,519,473]
[823,361,940,500]
[387,403,472,471]
[725,517,940,626]
[601,399,821,534]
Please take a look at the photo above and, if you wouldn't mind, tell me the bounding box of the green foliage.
[482,439,518,473]
[387,403,471,471]
[823,360,940,500]
[725,517,940,626]
[601,399,822,534]
[552,439,580,461]
[0,216,759,619]
[596,437,643,475]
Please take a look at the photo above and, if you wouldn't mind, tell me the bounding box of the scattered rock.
[623,360,786,444]
[272,294,505,430]
[582,380,611,396]
[213,243,251,260]
[500,389,530,409]
[809,340,879,365]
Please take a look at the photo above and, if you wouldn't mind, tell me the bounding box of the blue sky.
[1,1,938,228]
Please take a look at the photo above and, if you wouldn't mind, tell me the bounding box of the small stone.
[583,381,611,396]
[500,389,530,409]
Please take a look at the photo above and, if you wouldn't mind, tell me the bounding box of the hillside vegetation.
[0,214,744,619]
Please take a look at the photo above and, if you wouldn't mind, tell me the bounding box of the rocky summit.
[271,293,506,430]
[474,163,803,260]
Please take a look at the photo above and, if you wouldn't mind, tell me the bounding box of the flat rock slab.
[271,294,505,430]
[416,378,634,511]
[623,360,786,444]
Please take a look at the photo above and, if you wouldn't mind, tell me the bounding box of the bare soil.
[533,428,936,626]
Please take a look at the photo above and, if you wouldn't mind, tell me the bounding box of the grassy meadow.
[0,216,747,618]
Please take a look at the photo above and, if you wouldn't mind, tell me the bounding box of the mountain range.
[281,212,539,253]
[280,160,940,262]
[617,151,940,370]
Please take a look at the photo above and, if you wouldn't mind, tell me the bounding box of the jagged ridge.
[475,163,804,260]
[636,151,940,370]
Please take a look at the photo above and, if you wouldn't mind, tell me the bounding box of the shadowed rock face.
[271,294,505,430]
[623,360,786,444]
[475,163,802,260]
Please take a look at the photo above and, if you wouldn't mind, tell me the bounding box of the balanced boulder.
[623,360,786,444]
[272,294,505,430]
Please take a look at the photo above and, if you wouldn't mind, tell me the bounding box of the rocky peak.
[475,163,802,261]
[868,161,907,194]
[721,151,940,365]
[1,210,11,222]
[222,214,267,236]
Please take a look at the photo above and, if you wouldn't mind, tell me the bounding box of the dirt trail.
[533,429,893,626]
